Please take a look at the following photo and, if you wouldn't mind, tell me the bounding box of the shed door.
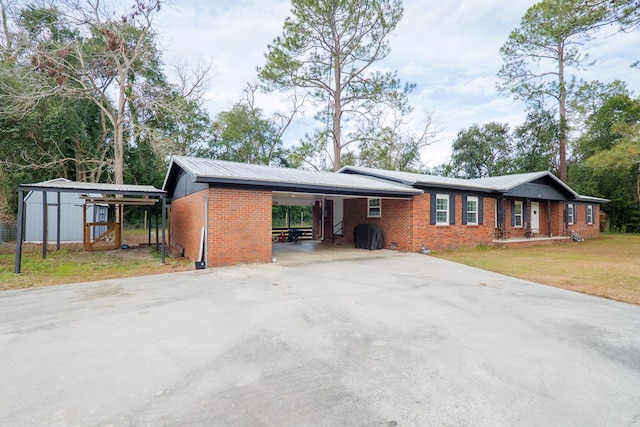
[531,202,539,232]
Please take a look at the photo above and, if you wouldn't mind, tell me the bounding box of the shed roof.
[163,156,422,197]
[20,178,165,197]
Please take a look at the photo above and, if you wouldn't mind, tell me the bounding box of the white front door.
[531,202,539,233]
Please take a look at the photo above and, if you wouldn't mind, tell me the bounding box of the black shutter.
[511,200,515,226]
[478,196,484,225]
[586,205,590,224]
[574,203,578,224]
[430,192,436,225]
[462,196,468,225]
[449,194,455,225]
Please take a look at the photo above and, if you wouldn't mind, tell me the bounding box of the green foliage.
[568,89,640,232]
[355,109,441,172]
[258,0,412,170]
[0,1,210,216]
[198,103,286,166]
[446,122,514,178]
[574,93,640,160]
[512,108,559,174]
[272,205,313,228]
[497,0,611,181]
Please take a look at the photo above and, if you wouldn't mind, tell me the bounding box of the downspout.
[204,196,209,268]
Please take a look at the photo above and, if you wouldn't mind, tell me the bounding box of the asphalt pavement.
[1,250,639,426]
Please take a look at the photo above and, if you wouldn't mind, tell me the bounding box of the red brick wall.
[550,202,565,237]
[411,194,497,251]
[171,187,272,267]
[171,189,206,262]
[206,188,272,267]
[569,203,600,238]
[343,198,413,251]
[342,194,497,252]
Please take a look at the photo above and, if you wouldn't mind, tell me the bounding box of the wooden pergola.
[14,180,167,274]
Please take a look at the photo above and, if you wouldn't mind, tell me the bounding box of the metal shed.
[24,179,108,242]
[14,180,167,274]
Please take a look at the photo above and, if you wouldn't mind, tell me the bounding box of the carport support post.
[147,206,151,247]
[161,196,166,264]
[56,191,61,251]
[14,189,24,274]
[155,207,159,252]
[42,190,47,260]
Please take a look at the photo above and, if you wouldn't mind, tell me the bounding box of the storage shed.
[24,179,108,242]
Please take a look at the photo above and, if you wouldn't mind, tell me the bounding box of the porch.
[493,235,571,248]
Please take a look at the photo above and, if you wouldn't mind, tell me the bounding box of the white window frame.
[586,205,593,225]
[436,194,449,225]
[567,204,574,225]
[466,196,478,225]
[514,201,523,228]
[367,198,381,218]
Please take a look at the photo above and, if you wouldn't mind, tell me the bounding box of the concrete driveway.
[1,250,639,426]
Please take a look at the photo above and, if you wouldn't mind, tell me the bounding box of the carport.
[163,156,422,268]
[14,180,167,273]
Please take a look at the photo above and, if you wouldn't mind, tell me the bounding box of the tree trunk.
[332,92,342,171]
[558,40,567,183]
[114,69,126,186]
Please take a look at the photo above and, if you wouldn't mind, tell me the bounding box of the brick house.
[163,156,606,268]
[338,166,605,251]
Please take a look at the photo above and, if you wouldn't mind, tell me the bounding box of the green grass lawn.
[434,233,640,305]
[0,231,191,290]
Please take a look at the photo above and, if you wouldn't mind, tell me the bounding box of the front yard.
[434,233,640,305]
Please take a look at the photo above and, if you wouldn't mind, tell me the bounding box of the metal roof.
[338,165,496,192]
[19,178,165,196]
[339,166,610,202]
[163,156,423,197]
[468,172,576,195]
[576,194,610,203]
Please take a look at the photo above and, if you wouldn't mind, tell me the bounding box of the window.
[567,203,574,225]
[436,194,449,225]
[586,205,593,225]
[466,196,478,225]
[514,201,523,228]
[368,198,381,218]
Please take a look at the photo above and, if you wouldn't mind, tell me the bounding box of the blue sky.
[152,0,640,166]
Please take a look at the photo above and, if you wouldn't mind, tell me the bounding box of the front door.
[531,201,539,233]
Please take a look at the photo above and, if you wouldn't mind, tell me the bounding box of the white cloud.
[148,0,640,166]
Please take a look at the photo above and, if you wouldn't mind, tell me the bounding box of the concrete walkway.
[1,251,639,426]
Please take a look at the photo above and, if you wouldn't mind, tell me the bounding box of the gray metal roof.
[339,166,610,202]
[338,165,496,191]
[576,194,610,203]
[20,178,165,196]
[163,156,422,197]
